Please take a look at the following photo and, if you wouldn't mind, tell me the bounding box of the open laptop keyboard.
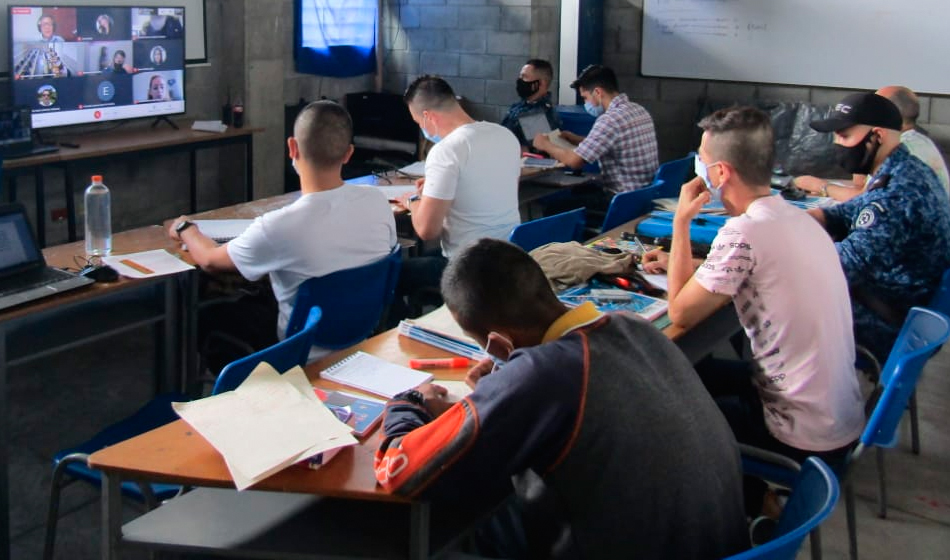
[0,267,76,297]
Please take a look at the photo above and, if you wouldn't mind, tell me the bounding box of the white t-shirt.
[423,121,521,257]
[693,195,864,451]
[227,185,397,339]
[901,129,950,195]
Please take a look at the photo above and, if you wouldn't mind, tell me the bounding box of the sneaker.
[749,515,777,546]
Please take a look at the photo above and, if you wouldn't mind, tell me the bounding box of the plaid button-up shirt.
[575,94,659,194]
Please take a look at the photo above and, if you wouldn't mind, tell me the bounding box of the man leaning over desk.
[375,239,748,559]
[532,64,659,212]
[390,75,521,321]
[169,101,396,372]
[642,107,864,518]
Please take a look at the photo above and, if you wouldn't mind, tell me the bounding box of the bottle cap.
[91,175,103,182]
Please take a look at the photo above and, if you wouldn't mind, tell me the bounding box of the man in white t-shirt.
[170,101,397,372]
[391,75,521,319]
[642,106,864,516]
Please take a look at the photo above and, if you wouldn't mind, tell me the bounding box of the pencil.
[120,259,154,275]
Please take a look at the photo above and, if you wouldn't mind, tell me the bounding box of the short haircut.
[525,58,554,83]
[441,239,563,336]
[404,75,457,112]
[294,100,353,167]
[882,87,920,126]
[570,64,618,93]
[114,49,125,58]
[698,106,774,186]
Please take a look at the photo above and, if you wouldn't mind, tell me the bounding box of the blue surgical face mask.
[584,100,604,118]
[421,113,441,143]
[694,155,722,203]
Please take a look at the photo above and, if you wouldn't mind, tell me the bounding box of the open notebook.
[321,351,432,398]
[192,219,254,243]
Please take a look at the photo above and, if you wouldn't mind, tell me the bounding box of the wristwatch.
[819,182,830,197]
[398,389,426,408]
[175,220,194,234]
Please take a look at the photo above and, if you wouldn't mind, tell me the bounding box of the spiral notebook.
[321,351,432,398]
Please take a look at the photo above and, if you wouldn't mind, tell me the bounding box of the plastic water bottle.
[84,175,112,256]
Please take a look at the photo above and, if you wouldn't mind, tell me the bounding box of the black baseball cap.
[810,92,902,133]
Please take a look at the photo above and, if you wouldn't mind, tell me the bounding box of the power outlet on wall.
[50,208,68,222]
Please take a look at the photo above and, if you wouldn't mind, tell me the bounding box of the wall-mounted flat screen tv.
[8,5,185,129]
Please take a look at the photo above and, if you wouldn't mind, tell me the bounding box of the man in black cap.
[807,92,950,362]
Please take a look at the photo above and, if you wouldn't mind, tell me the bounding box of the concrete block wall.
[605,0,950,164]
[381,0,560,123]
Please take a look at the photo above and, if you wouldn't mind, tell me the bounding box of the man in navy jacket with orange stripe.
[374,239,748,559]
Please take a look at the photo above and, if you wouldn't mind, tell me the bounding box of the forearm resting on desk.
[171,222,235,273]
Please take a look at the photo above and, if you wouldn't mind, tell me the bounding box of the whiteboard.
[642,0,950,95]
[0,0,205,72]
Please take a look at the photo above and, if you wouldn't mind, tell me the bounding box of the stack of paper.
[398,161,426,177]
[398,305,487,360]
[192,219,254,243]
[172,363,357,490]
[102,249,194,279]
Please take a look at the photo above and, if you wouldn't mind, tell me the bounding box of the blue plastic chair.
[653,152,696,200]
[508,208,586,252]
[43,308,324,560]
[843,307,949,558]
[284,244,401,348]
[724,456,839,560]
[600,180,665,232]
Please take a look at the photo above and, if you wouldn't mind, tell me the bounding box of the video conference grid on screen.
[9,5,185,129]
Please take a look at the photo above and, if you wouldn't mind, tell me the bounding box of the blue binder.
[635,211,727,244]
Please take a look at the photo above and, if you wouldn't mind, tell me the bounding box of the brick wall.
[381,0,560,122]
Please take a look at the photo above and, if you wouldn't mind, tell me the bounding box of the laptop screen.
[0,107,32,150]
[0,205,43,275]
[518,112,553,143]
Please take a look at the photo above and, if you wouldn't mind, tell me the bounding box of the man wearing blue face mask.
[392,75,522,321]
[532,64,658,210]
[642,107,864,520]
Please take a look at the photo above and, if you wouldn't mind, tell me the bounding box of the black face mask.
[834,130,880,175]
[516,78,540,99]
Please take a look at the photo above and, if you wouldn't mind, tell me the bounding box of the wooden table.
[0,226,192,558]
[3,124,260,247]
[90,333,475,560]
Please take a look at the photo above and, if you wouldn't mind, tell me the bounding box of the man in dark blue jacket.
[375,239,748,559]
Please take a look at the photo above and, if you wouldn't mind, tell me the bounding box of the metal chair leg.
[909,390,920,455]
[846,479,858,560]
[876,447,888,519]
[809,526,823,560]
[44,454,87,560]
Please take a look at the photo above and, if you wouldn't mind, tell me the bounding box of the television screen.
[8,5,185,129]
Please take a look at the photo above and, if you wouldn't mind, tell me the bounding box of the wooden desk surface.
[2,124,261,170]
[88,327,465,501]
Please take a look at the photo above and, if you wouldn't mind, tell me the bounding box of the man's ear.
[485,331,515,361]
[287,137,299,160]
[342,143,355,164]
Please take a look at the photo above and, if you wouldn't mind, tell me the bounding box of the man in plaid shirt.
[534,65,659,210]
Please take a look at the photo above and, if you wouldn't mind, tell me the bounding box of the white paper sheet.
[350,183,418,201]
[399,160,426,176]
[191,219,254,242]
[434,380,474,403]
[102,249,194,279]
[173,363,356,490]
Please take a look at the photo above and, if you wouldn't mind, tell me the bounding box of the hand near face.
[674,176,711,226]
[464,357,495,390]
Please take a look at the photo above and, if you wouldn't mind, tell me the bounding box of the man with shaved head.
[170,100,397,371]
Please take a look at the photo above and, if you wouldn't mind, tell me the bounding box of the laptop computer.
[0,106,59,159]
[0,203,93,311]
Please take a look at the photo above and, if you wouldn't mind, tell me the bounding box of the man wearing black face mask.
[500,59,562,149]
[808,92,950,362]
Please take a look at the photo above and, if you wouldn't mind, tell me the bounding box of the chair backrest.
[724,457,839,560]
[284,244,401,349]
[508,208,586,252]
[212,307,322,395]
[653,152,696,199]
[863,306,949,448]
[926,268,950,316]
[601,180,664,232]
